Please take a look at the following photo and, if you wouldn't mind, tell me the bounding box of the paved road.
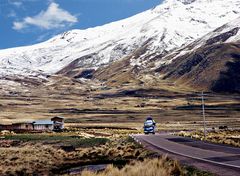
[133,133,240,176]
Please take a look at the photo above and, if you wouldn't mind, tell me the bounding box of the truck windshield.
[144,120,154,126]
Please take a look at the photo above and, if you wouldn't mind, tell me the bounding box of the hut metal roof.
[33,120,53,125]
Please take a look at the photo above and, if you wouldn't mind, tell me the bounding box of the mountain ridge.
[153,16,240,93]
[1,0,240,79]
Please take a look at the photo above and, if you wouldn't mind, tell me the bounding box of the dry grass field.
[0,127,213,176]
[0,131,151,175]
[177,130,240,147]
[80,157,183,176]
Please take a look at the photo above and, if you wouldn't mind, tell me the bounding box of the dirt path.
[132,133,240,176]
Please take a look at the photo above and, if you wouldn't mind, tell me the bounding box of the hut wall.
[33,124,53,131]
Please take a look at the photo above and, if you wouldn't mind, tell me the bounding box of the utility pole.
[201,91,206,140]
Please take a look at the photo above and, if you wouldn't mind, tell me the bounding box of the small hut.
[0,124,12,131]
[51,116,64,131]
[0,123,33,131]
[12,122,34,131]
[0,116,64,132]
[33,120,54,131]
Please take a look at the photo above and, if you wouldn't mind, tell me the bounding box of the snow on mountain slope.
[0,0,240,77]
[153,16,240,68]
[153,16,240,92]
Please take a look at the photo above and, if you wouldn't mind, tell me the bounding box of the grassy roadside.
[177,130,240,147]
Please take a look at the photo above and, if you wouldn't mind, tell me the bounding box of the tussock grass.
[178,130,240,147]
[80,157,183,176]
[0,144,66,175]
[65,137,154,162]
[0,129,213,175]
[80,157,213,176]
[0,136,153,175]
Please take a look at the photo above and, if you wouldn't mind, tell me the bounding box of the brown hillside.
[158,43,240,93]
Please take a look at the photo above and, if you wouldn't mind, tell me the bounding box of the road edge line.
[134,136,240,170]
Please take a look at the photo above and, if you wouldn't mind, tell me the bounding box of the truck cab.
[143,117,156,134]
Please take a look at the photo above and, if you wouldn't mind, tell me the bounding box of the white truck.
[143,117,156,134]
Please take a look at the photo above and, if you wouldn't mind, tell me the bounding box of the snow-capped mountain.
[0,0,240,77]
[154,16,240,93]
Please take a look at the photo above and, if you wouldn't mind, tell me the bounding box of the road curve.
[132,133,240,176]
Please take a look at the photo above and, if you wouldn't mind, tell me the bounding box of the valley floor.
[0,76,239,175]
[0,75,239,130]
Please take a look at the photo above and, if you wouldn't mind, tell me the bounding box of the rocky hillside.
[155,17,240,93]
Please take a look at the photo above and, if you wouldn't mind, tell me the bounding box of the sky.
[0,0,162,49]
